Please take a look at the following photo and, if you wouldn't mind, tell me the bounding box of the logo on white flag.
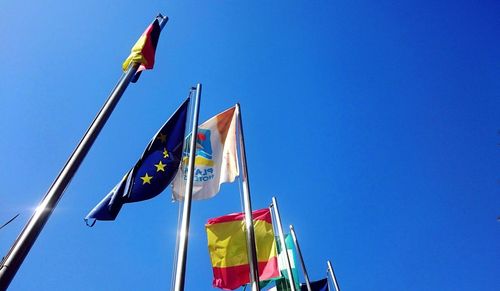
[172,106,239,201]
[181,129,216,182]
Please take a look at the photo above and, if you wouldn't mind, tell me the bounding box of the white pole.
[173,84,202,291]
[289,225,311,291]
[236,104,261,291]
[270,197,296,291]
[327,260,341,291]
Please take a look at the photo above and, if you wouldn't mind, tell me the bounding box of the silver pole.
[0,15,170,290]
[236,104,260,291]
[0,62,138,287]
[327,260,341,291]
[173,83,202,291]
[289,225,311,291]
[270,197,296,291]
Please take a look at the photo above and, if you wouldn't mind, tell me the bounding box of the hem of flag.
[206,208,271,225]
[212,258,280,290]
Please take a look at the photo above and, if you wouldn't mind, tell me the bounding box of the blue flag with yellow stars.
[85,98,190,226]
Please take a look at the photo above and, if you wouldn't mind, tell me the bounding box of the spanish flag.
[206,208,280,290]
[122,16,162,82]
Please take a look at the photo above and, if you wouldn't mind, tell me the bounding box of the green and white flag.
[275,234,301,291]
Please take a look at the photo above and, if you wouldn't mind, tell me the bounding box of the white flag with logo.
[172,106,239,200]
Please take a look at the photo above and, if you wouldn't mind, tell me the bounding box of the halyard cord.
[0,214,19,231]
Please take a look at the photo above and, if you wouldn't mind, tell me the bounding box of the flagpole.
[270,197,297,291]
[289,225,312,291]
[173,83,201,291]
[236,103,261,291]
[327,260,341,291]
[0,15,168,290]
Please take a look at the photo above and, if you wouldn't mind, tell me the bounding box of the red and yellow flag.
[206,208,280,290]
[122,16,162,82]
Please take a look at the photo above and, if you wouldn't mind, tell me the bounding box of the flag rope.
[0,214,20,231]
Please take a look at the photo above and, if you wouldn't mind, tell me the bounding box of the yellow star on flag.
[155,161,166,172]
[163,148,170,158]
[156,133,167,143]
[140,173,153,184]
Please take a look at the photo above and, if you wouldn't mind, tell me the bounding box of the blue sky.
[0,0,499,290]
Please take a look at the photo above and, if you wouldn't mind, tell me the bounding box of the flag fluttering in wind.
[206,208,280,290]
[275,234,301,291]
[172,106,239,201]
[122,15,163,82]
[300,278,329,291]
[85,98,189,226]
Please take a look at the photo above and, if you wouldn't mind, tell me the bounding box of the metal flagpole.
[173,84,202,291]
[236,103,261,291]
[0,15,169,290]
[327,260,341,291]
[270,197,297,291]
[289,225,312,291]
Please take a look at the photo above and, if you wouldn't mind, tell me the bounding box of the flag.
[122,15,163,82]
[274,234,301,291]
[206,208,280,290]
[85,98,189,226]
[172,106,239,201]
[300,278,329,291]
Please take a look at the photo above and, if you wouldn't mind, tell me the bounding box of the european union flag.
[85,98,190,226]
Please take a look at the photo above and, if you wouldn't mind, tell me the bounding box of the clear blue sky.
[1,0,499,290]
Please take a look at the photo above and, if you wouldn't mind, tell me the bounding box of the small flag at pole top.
[122,15,164,83]
[205,208,280,290]
[84,98,189,226]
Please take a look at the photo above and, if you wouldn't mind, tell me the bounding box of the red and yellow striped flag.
[206,208,280,290]
[122,16,162,82]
